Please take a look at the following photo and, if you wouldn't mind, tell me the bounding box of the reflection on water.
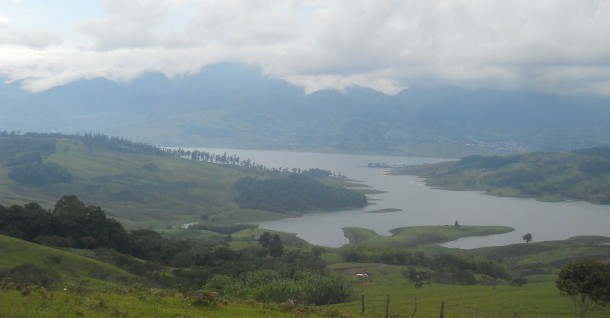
[199,148,610,248]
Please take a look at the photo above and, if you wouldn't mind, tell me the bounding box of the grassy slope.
[3,235,609,318]
[0,138,285,229]
[0,235,133,287]
[0,236,331,318]
[342,225,514,248]
[0,289,341,318]
[392,150,610,204]
[328,263,610,318]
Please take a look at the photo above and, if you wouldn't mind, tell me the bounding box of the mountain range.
[3,63,610,157]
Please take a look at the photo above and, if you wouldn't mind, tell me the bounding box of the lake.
[200,148,610,249]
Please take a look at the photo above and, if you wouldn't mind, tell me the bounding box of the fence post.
[411,296,418,317]
[385,294,390,318]
[361,294,365,315]
[439,301,445,318]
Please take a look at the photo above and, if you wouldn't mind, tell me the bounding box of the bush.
[7,264,62,288]
[299,272,353,305]
[204,270,353,305]
[185,290,223,307]
[8,162,73,186]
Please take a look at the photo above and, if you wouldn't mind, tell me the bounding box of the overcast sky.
[1,0,609,95]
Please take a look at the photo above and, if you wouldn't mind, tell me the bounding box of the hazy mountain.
[2,63,610,157]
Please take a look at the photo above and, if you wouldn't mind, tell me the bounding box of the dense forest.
[234,175,367,212]
[393,148,610,204]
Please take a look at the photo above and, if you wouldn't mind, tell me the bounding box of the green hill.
[392,148,610,204]
[0,235,133,287]
[0,235,334,318]
[0,133,364,229]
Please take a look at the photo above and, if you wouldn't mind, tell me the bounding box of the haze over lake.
[200,148,610,248]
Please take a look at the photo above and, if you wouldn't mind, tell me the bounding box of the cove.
[200,148,610,248]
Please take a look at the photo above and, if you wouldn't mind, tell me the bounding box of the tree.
[556,259,610,318]
[258,231,272,249]
[522,233,532,243]
[269,234,284,257]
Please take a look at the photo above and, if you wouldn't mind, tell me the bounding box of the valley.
[1,134,609,318]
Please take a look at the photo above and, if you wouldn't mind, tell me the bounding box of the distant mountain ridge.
[2,63,610,157]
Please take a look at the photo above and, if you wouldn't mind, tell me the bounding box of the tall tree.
[522,233,532,243]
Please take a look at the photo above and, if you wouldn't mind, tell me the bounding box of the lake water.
[200,148,610,249]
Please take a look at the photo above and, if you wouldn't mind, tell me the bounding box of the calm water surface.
[200,148,610,249]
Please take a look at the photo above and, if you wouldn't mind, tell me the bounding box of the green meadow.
[328,262,610,318]
[0,235,133,288]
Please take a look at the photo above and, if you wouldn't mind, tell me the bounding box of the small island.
[367,162,408,169]
[365,208,402,214]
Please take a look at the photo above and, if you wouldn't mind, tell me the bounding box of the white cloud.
[0,31,61,48]
[1,0,610,95]
[0,13,61,49]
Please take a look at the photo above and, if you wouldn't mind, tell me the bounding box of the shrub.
[7,263,62,288]
[8,162,73,186]
[185,290,223,307]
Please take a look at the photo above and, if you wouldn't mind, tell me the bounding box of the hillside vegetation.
[0,237,336,318]
[0,132,366,229]
[1,196,609,317]
[0,235,134,287]
[392,147,610,204]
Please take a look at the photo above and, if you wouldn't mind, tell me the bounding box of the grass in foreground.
[0,288,337,318]
[329,262,610,318]
[0,235,133,287]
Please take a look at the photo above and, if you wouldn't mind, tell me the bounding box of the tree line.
[75,132,345,178]
[0,132,346,186]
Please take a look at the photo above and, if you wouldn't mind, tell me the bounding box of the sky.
[1,0,609,95]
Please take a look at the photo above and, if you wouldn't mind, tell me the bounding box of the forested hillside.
[0,132,366,228]
[393,147,610,204]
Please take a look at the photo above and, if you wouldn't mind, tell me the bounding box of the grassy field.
[328,262,610,318]
[2,231,609,318]
[0,289,341,318]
